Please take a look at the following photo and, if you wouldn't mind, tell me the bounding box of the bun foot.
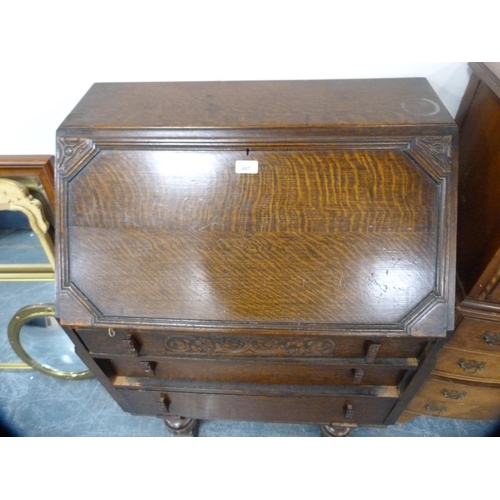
[320,424,355,437]
[164,417,198,437]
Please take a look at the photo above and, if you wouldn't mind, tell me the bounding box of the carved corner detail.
[56,138,96,175]
[406,136,453,180]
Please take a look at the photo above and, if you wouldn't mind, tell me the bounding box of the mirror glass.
[19,316,89,373]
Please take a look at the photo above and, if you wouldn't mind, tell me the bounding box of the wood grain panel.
[67,149,439,324]
[59,79,454,131]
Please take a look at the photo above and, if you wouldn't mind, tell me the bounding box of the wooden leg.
[320,424,355,437]
[164,416,198,437]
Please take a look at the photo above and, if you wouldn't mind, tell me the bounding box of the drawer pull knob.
[158,397,170,413]
[483,331,500,346]
[141,361,156,376]
[442,389,467,400]
[123,335,140,356]
[344,403,354,420]
[365,343,381,363]
[108,327,115,337]
[353,368,365,384]
[457,358,485,374]
[425,403,446,416]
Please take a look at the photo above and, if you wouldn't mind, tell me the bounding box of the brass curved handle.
[457,358,485,374]
[7,303,93,380]
[483,331,500,346]
[442,389,467,400]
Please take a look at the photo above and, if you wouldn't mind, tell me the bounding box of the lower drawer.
[102,356,415,386]
[434,346,500,383]
[405,377,500,420]
[116,386,398,425]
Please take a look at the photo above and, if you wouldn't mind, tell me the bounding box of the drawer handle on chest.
[457,358,485,374]
[365,343,381,363]
[425,403,447,416]
[483,331,500,346]
[141,361,156,376]
[344,403,354,420]
[353,368,365,384]
[158,396,170,413]
[442,389,467,400]
[122,335,140,356]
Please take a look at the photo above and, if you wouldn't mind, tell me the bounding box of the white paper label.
[235,160,258,174]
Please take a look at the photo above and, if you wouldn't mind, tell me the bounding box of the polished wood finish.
[402,63,500,422]
[56,79,457,434]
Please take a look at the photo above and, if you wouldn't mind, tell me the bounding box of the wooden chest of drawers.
[55,79,458,435]
[402,63,500,423]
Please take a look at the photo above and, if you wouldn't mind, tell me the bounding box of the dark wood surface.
[60,79,455,131]
[56,79,458,433]
[456,65,500,294]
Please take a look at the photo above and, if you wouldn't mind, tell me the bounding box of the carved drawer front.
[77,328,427,360]
[448,316,500,354]
[116,387,398,425]
[102,356,416,386]
[433,346,500,383]
[406,377,500,420]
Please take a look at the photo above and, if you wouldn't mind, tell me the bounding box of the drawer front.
[77,328,427,360]
[449,316,500,355]
[116,387,397,425]
[406,377,500,420]
[434,346,500,383]
[102,356,414,386]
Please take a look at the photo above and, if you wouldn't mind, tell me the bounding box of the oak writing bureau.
[55,79,458,436]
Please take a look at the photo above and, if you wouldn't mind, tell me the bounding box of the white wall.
[0,2,492,156]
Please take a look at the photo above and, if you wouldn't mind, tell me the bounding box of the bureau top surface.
[58,79,454,132]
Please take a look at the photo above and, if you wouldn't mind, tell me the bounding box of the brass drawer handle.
[457,358,485,374]
[442,389,467,400]
[425,403,447,416]
[483,331,500,346]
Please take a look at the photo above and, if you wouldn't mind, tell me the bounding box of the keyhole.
[246,148,250,156]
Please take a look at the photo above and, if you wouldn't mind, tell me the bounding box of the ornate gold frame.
[0,156,55,281]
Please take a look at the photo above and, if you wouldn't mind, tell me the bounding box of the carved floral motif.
[163,335,336,357]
